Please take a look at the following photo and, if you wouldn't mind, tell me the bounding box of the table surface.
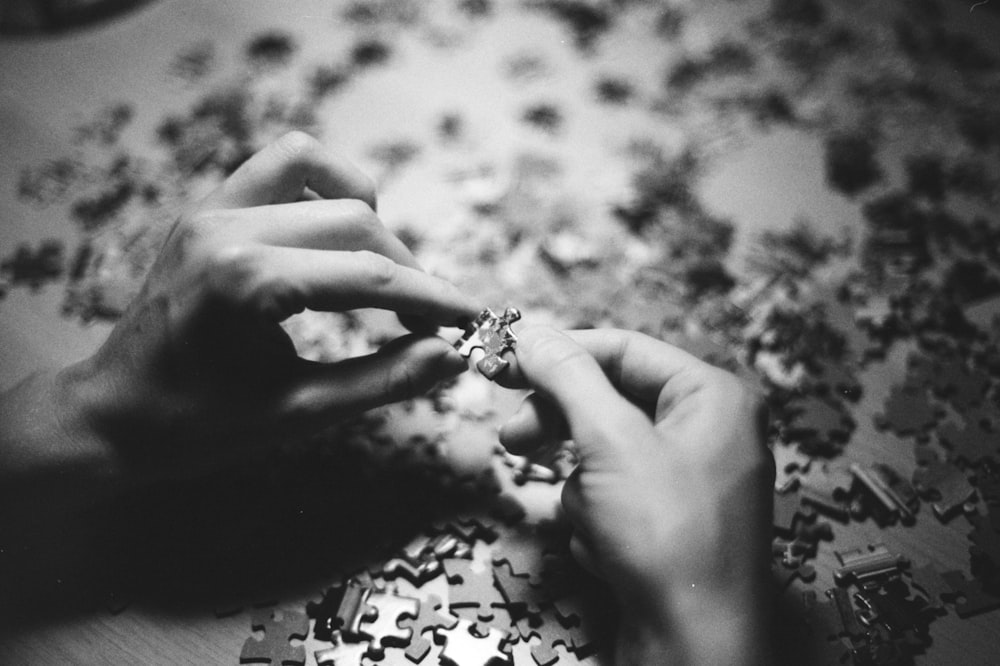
[2,1,1000,664]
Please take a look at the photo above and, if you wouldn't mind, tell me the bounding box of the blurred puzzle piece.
[941,570,1000,618]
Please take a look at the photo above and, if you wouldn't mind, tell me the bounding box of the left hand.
[44,132,478,483]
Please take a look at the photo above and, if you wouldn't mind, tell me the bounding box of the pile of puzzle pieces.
[746,267,1000,664]
[239,504,613,666]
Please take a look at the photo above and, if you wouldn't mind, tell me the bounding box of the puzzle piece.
[773,487,807,534]
[492,563,551,616]
[929,358,992,410]
[824,587,864,640]
[454,307,522,379]
[310,580,378,641]
[492,533,549,585]
[0,240,64,289]
[436,619,511,666]
[969,509,1000,568]
[308,584,347,642]
[548,592,612,658]
[908,563,952,609]
[405,637,434,664]
[773,537,816,569]
[941,570,1000,618]
[360,590,420,657]
[240,607,309,666]
[912,459,977,521]
[374,643,444,665]
[979,462,1000,504]
[801,589,846,642]
[938,418,998,467]
[772,443,812,489]
[315,631,369,666]
[833,544,907,585]
[785,396,855,456]
[876,384,941,437]
[772,560,816,588]
[399,594,459,638]
[798,470,851,523]
[808,358,862,402]
[442,558,505,611]
[529,640,560,666]
[382,558,443,587]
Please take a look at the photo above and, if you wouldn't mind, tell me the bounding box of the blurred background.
[2,0,998,388]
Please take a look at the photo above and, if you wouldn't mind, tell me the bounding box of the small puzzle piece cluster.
[293,497,609,666]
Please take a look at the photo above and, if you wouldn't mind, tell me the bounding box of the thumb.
[514,326,653,467]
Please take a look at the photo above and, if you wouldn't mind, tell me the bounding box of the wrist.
[1,361,127,519]
[618,583,769,666]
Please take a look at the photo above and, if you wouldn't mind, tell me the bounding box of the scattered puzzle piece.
[240,607,308,666]
[399,594,459,638]
[908,563,952,610]
[876,384,940,437]
[443,559,505,611]
[435,618,511,666]
[785,396,855,456]
[361,590,420,656]
[912,459,977,521]
[938,419,998,467]
[315,631,369,666]
[941,570,1000,618]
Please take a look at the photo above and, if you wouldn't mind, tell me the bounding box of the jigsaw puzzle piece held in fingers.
[454,307,522,380]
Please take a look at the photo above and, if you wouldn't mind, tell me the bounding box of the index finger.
[207,132,377,209]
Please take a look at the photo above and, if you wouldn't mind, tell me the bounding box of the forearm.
[0,362,125,534]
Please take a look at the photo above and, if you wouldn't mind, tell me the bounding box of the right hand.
[499,327,774,665]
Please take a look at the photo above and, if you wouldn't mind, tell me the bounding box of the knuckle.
[342,199,382,237]
[200,243,259,294]
[200,245,301,317]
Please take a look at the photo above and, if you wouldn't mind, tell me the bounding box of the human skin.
[499,327,774,665]
[1,133,772,664]
[0,131,478,525]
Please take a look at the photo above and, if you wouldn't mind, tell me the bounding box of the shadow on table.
[1,429,491,630]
